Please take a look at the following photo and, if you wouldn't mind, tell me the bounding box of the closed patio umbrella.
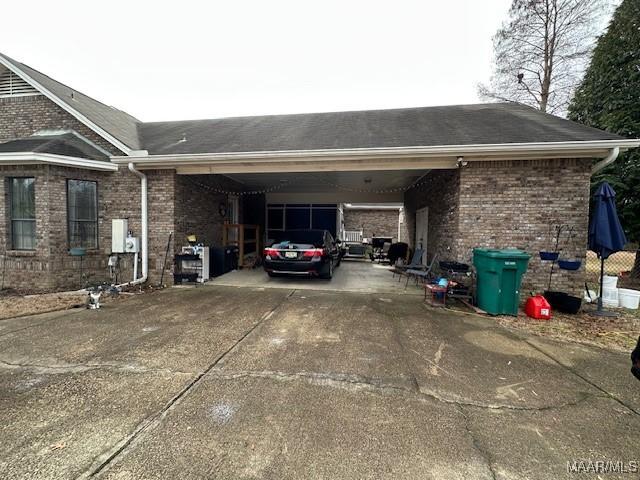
[589,182,627,316]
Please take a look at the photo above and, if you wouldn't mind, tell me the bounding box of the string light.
[185,172,431,196]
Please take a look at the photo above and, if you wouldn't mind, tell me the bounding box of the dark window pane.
[285,207,310,230]
[271,230,325,245]
[10,178,36,250]
[311,208,337,236]
[67,180,98,249]
[10,178,35,219]
[267,207,284,229]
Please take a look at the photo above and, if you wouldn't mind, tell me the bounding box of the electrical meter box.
[125,237,140,253]
[112,219,128,253]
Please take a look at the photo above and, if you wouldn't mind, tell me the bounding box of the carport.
[175,168,430,292]
[111,103,639,295]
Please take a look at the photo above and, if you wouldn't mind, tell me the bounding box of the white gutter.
[591,147,620,175]
[117,163,148,287]
[110,139,640,167]
[0,152,118,171]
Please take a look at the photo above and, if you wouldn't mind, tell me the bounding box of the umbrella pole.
[591,255,617,317]
[597,256,604,312]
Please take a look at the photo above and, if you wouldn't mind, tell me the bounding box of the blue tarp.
[588,182,627,260]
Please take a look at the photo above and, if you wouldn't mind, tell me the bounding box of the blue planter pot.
[558,259,581,271]
[539,251,559,261]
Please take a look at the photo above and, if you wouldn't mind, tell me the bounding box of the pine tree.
[568,0,640,276]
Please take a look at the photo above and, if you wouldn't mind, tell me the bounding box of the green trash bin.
[473,248,531,316]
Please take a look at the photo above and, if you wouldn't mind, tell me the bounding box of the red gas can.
[525,295,552,320]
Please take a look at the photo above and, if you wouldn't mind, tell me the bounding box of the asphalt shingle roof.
[0,52,627,158]
[138,103,624,156]
[0,53,142,152]
[0,133,108,161]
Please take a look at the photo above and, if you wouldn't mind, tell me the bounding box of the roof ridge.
[139,102,520,125]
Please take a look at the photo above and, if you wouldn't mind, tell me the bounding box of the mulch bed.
[493,304,639,352]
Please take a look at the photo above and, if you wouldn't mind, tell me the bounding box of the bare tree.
[479,0,605,115]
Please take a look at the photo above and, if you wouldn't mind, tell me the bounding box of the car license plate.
[285,251,297,258]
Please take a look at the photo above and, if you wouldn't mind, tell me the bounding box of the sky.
[2,0,523,122]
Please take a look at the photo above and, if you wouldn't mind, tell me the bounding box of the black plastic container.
[544,290,582,314]
[439,261,470,272]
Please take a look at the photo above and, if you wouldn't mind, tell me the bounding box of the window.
[227,195,240,242]
[67,180,98,249]
[9,177,36,250]
[228,195,239,224]
[266,204,338,240]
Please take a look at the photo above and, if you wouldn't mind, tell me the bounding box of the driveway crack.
[0,359,194,376]
[206,368,603,412]
[523,339,640,417]
[77,289,296,479]
[457,404,498,480]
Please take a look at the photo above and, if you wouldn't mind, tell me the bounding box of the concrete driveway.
[0,285,638,480]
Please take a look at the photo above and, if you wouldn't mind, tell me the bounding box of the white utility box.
[125,237,140,253]
[112,219,128,253]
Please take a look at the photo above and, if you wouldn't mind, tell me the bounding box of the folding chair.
[391,248,424,280]
[405,253,438,288]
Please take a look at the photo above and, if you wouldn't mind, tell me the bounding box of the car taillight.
[264,248,279,257]
[303,248,324,258]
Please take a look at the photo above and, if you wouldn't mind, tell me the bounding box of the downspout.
[117,163,148,287]
[591,147,619,175]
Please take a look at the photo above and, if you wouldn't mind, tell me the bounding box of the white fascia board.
[0,152,118,171]
[111,139,640,167]
[344,203,403,210]
[0,56,133,156]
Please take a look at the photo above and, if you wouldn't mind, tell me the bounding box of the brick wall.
[457,159,591,295]
[404,159,592,296]
[0,95,141,290]
[174,175,242,249]
[0,164,140,291]
[404,169,461,261]
[343,208,401,240]
[0,165,247,291]
[0,95,123,156]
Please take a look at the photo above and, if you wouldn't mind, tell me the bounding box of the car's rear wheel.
[321,261,333,279]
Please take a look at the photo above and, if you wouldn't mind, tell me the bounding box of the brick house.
[1,52,638,294]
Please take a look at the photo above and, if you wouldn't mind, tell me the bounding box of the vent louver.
[0,70,40,98]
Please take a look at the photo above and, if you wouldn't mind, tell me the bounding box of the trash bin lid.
[473,248,530,259]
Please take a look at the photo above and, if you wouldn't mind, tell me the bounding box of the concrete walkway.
[0,285,638,479]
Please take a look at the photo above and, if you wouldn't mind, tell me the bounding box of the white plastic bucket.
[602,287,618,308]
[602,275,618,289]
[618,288,640,310]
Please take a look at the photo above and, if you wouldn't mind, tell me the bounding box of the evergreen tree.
[569,0,640,276]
